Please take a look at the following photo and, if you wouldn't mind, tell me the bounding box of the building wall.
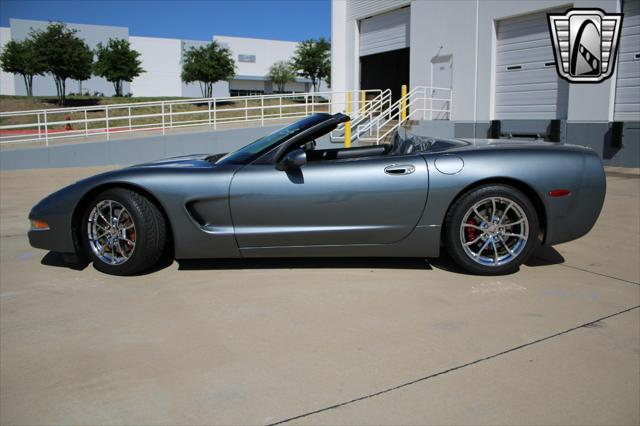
[409,0,477,121]
[9,18,130,96]
[0,21,309,98]
[129,36,230,98]
[129,36,182,97]
[0,27,14,95]
[332,0,621,122]
[214,35,299,79]
[332,0,638,166]
[474,0,618,122]
[214,35,314,93]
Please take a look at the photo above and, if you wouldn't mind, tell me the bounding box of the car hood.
[131,153,226,169]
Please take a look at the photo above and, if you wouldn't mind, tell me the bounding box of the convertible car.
[28,113,606,276]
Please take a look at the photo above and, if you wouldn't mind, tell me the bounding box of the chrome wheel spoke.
[90,220,109,231]
[499,202,513,224]
[115,240,127,259]
[119,236,135,245]
[92,230,108,241]
[116,206,125,223]
[473,206,488,222]
[498,235,515,256]
[504,218,524,227]
[462,223,483,230]
[504,233,525,239]
[98,211,109,226]
[474,238,491,257]
[491,239,499,264]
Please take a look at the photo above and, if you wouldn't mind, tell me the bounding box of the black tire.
[80,188,166,275]
[443,184,540,275]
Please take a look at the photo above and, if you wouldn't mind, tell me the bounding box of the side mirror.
[276,148,307,171]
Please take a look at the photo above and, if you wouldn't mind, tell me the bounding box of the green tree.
[181,41,235,98]
[0,38,45,96]
[31,22,93,105]
[93,38,144,97]
[267,60,296,93]
[291,38,330,92]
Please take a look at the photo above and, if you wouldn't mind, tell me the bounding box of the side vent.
[185,201,207,227]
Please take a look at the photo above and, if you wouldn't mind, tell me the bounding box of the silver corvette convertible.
[28,113,606,275]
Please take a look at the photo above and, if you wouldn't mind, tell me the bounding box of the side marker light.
[548,189,571,197]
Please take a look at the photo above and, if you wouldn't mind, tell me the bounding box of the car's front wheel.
[81,188,166,275]
[444,184,540,275]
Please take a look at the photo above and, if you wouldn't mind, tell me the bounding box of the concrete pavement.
[0,166,638,425]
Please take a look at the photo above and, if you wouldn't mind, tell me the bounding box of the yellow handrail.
[345,92,351,148]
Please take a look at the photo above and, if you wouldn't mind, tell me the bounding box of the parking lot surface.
[1,166,639,425]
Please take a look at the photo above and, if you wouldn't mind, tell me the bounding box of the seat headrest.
[399,139,415,154]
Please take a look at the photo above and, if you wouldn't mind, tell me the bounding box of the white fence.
[0,90,383,146]
[357,86,453,145]
[0,87,452,147]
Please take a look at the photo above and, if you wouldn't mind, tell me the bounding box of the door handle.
[384,164,415,175]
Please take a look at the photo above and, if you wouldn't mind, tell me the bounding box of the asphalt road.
[1,166,638,425]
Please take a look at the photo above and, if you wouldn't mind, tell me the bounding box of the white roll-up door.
[614,0,640,121]
[495,9,569,119]
[359,7,410,57]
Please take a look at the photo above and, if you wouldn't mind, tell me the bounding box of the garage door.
[495,9,569,119]
[614,0,640,121]
[359,7,410,57]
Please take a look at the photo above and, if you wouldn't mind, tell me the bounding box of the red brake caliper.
[465,217,478,242]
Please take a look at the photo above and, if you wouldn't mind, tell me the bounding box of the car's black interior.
[274,125,471,168]
[306,144,391,161]
[303,129,461,162]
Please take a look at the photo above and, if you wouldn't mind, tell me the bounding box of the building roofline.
[213,34,302,44]
[9,17,129,31]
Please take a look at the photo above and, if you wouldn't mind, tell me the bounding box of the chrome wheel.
[86,200,136,265]
[459,196,529,267]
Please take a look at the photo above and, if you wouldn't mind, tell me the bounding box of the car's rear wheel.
[81,188,166,275]
[444,184,539,275]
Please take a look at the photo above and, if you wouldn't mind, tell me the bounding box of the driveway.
[1,166,638,425]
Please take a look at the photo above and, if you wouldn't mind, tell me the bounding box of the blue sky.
[0,0,331,42]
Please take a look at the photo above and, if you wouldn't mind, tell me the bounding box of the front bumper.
[28,195,77,254]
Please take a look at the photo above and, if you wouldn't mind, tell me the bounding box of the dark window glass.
[216,115,328,165]
[238,54,256,63]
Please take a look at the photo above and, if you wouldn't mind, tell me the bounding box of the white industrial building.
[331,0,639,166]
[0,19,316,98]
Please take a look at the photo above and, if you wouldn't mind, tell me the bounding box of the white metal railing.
[329,89,392,143]
[358,86,453,145]
[0,89,383,146]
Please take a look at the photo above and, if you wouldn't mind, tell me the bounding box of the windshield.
[215,114,331,165]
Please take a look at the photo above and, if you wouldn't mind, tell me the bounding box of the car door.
[228,153,429,248]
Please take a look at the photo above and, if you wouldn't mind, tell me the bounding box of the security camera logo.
[548,8,623,83]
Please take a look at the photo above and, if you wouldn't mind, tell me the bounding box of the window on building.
[230,89,264,96]
[238,54,256,63]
